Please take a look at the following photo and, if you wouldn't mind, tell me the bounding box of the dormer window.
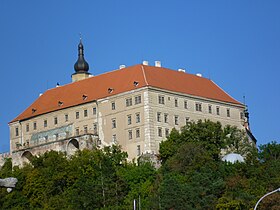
[82,94,88,100]
[108,88,114,94]
[58,101,63,106]
[32,108,36,114]
[133,81,139,87]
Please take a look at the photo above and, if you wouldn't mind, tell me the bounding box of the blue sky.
[0,1,279,153]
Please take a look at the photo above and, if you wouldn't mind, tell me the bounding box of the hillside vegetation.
[0,120,279,209]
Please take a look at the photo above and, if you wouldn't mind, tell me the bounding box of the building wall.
[9,86,246,165]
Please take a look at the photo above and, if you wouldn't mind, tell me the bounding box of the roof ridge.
[141,65,149,86]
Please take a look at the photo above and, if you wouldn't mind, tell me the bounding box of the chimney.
[119,65,126,69]
[142,61,149,66]
[155,61,161,67]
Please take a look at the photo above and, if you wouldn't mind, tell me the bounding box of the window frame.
[195,103,202,112]
[136,113,140,123]
[158,95,165,104]
[126,98,133,107]
[135,95,141,105]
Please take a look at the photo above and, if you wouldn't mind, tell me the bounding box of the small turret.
[71,38,92,82]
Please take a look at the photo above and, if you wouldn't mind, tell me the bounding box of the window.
[128,130,132,140]
[158,95,165,104]
[44,136,48,141]
[84,126,88,134]
[127,115,132,125]
[111,102,116,110]
[93,123,97,134]
[84,109,88,117]
[195,103,202,112]
[65,114,69,122]
[175,115,179,125]
[164,113,168,123]
[112,118,116,129]
[137,145,141,156]
[112,134,117,144]
[158,127,162,137]
[55,134,59,140]
[136,128,140,138]
[227,109,230,117]
[15,127,19,136]
[175,98,178,107]
[54,117,58,125]
[208,105,212,114]
[26,124,29,132]
[185,117,190,125]
[136,113,140,123]
[216,107,220,115]
[126,98,132,107]
[165,128,169,137]
[135,95,141,105]
[240,112,244,120]
[184,100,188,109]
[44,120,48,128]
[93,107,97,115]
[75,128,79,136]
[157,112,161,122]
[76,111,80,119]
[33,122,37,130]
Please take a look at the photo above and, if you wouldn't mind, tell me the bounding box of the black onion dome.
[74,39,89,73]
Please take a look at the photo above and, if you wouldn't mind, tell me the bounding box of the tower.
[71,38,91,82]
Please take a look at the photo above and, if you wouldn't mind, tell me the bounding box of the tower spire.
[72,36,91,82]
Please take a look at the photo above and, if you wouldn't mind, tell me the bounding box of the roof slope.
[11,64,242,123]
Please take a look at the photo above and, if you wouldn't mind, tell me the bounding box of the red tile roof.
[10,64,242,123]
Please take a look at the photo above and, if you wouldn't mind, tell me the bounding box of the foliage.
[0,121,279,209]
